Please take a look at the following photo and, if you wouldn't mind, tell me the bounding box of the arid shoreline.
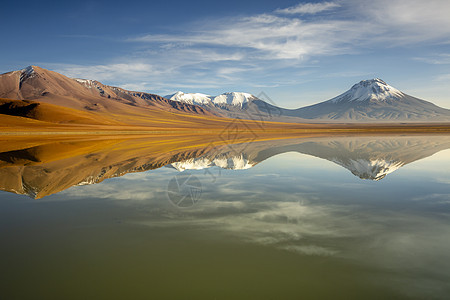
[2,123,450,136]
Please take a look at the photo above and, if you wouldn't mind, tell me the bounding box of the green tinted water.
[1,137,450,299]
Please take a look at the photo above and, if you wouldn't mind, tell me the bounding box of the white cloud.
[435,74,450,82]
[45,0,450,97]
[414,54,450,65]
[346,0,450,44]
[129,0,450,64]
[275,2,340,15]
[52,62,159,82]
[119,82,153,92]
[131,16,370,60]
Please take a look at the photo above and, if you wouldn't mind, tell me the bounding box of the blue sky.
[1,0,450,108]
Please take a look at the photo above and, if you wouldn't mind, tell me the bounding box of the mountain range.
[0,66,209,116]
[1,66,450,124]
[0,66,313,134]
[166,79,450,122]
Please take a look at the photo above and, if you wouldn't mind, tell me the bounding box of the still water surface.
[1,135,450,299]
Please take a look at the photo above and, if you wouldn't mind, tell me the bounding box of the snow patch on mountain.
[166,91,211,105]
[74,78,97,88]
[212,92,256,107]
[20,66,37,83]
[169,154,255,171]
[331,157,404,181]
[22,66,36,77]
[166,91,257,107]
[329,78,404,103]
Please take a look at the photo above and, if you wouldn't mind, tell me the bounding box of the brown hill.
[0,96,309,134]
[0,66,215,125]
[0,98,121,125]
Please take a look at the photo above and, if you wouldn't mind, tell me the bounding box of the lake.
[1,135,450,299]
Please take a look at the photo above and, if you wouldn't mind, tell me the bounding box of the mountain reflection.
[0,135,449,198]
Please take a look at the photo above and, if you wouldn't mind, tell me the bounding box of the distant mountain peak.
[293,77,450,121]
[165,91,257,107]
[329,78,404,103]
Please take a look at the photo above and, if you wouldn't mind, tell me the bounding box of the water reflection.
[1,135,450,198]
[1,135,450,299]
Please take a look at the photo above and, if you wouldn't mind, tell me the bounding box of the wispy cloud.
[435,74,450,82]
[52,62,159,82]
[130,15,369,60]
[275,2,340,15]
[130,0,450,59]
[345,0,450,44]
[46,0,450,96]
[415,53,450,65]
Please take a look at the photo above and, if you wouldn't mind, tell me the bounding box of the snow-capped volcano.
[329,78,404,103]
[292,78,450,122]
[165,91,258,108]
